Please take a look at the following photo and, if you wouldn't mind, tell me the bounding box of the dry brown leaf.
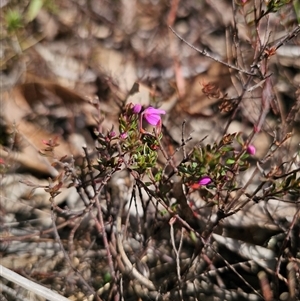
[91,45,137,93]
[1,82,93,175]
[178,62,232,115]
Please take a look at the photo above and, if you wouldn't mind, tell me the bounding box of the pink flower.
[198,176,212,186]
[142,107,166,126]
[109,131,116,138]
[133,104,142,114]
[247,145,256,155]
[120,132,128,139]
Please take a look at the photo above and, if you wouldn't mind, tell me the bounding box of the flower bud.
[133,104,142,114]
[109,131,116,138]
[247,145,256,155]
[198,176,212,186]
[120,132,128,139]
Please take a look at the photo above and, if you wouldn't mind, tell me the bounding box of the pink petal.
[198,176,212,186]
[247,145,256,155]
[120,132,128,139]
[133,104,142,114]
[144,113,161,125]
[145,107,166,115]
[143,107,166,125]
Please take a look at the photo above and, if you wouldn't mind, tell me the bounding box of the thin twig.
[82,146,117,284]
[50,200,100,301]
[169,26,256,76]
[274,24,300,51]
[0,265,70,301]
[274,206,300,294]
[170,218,184,301]
[116,199,157,291]
[209,244,264,299]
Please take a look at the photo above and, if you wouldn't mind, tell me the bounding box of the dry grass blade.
[0,265,70,301]
[212,233,276,270]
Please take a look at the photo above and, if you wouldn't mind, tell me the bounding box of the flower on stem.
[133,104,142,114]
[198,176,212,186]
[120,132,128,139]
[142,107,166,126]
[247,145,256,155]
[189,176,212,190]
[109,131,116,138]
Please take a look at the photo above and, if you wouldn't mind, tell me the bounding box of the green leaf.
[283,173,297,188]
[294,0,300,24]
[190,231,197,243]
[267,0,291,12]
[26,0,44,22]
[226,158,236,165]
[220,145,235,152]
[178,165,188,173]
[154,170,162,181]
[236,133,244,145]
[240,153,250,160]
[5,9,23,32]
[103,272,111,283]
[160,209,167,216]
